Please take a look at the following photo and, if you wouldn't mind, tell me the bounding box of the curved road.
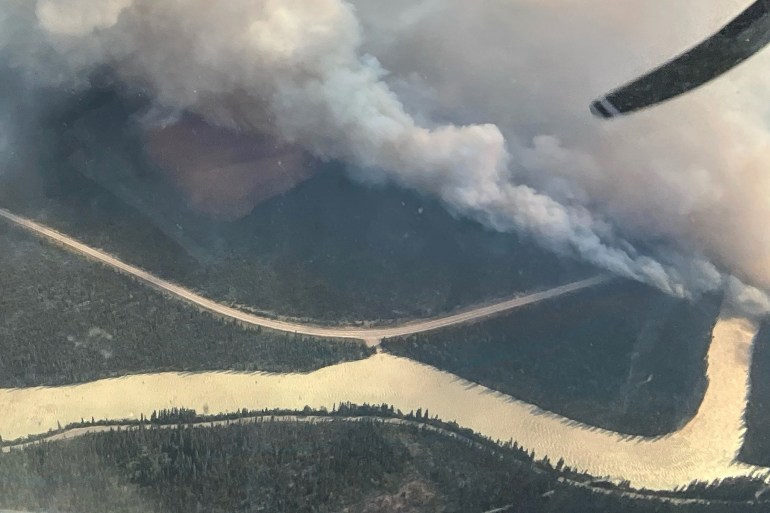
[2,207,767,492]
[0,207,608,345]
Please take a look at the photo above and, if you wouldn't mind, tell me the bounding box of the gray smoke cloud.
[2,0,769,313]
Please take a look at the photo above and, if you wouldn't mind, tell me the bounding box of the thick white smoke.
[2,0,769,312]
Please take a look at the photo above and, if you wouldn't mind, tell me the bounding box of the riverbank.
[1,317,766,490]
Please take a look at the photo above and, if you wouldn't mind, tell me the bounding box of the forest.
[0,85,593,324]
[0,406,767,513]
[0,224,372,388]
[739,320,770,466]
[383,280,722,436]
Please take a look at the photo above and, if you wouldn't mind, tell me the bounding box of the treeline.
[383,281,721,436]
[4,403,768,506]
[1,410,768,513]
[1,403,493,449]
[0,225,373,388]
[676,478,770,502]
[740,321,770,466]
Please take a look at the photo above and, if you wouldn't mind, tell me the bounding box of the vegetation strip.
[3,406,768,508]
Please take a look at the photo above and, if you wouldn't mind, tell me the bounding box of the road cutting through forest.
[0,208,607,346]
[1,208,767,491]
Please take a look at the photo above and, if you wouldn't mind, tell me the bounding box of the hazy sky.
[2,0,769,313]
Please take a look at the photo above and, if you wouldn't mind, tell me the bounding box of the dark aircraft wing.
[591,0,770,118]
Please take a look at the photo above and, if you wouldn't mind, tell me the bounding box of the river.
[1,316,767,490]
[1,208,768,491]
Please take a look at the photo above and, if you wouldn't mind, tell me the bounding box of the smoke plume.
[1,0,769,313]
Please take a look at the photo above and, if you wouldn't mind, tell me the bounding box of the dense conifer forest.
[1,406,767,513]
[383,281,721,436]
[740,321,770,466]
[0,224,371,387]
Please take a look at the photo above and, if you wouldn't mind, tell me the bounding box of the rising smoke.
[1,0,769,313]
